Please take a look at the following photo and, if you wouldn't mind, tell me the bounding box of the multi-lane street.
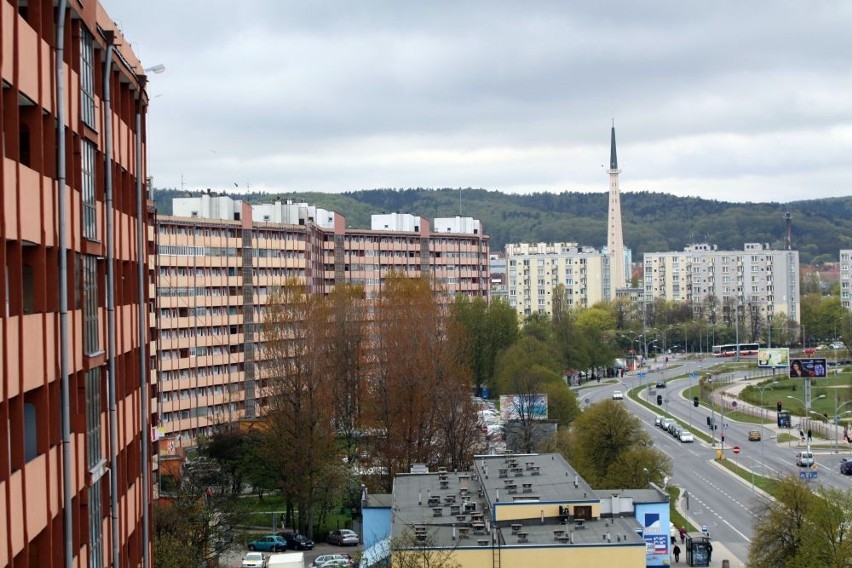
[578,356,851,565]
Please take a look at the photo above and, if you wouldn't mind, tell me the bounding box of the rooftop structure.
[364,454,670,567]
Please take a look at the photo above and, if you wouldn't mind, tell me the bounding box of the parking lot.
[221,542,362,568]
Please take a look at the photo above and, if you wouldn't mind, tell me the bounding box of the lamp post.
[831,394,852,451]
[787,393,826,452]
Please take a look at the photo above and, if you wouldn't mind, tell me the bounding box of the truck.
[267,552,305,568]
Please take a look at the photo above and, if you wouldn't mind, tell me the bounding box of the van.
[796,451,815,467]
[268,552,305,568]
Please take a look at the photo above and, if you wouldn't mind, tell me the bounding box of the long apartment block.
[643,243,800,323]
[154,194,489,446]
[2,1,154,566]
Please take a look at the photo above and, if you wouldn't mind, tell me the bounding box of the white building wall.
[371,213,422,232]
[433,216,482,235]
[173,194,243,221]
[644,243,800,323]
[506,243,608,319]
[841,250,852,311]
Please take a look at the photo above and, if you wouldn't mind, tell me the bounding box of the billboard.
[500,394,548,421]
[758,348,790,368]
[789,358,827,378]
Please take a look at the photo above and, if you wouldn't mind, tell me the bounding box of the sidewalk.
[673,493,746,567]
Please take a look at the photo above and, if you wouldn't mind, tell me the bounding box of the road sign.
[723,423,729,430]
[638,372,646,379]
[690,372,698,379]
[732,446,741,455]
[800,470,818,480]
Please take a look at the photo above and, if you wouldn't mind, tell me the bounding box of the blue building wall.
[362,506,392,549]
[635,501,671,567]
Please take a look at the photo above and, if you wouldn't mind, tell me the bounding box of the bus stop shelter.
[685,532,712,567]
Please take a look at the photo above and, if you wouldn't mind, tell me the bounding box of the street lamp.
[787,394,826,451]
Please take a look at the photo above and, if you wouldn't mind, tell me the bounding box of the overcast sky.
[102,1,852,203]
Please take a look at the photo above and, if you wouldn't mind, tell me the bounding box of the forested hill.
[153,187,852,263]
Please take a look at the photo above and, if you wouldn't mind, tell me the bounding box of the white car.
[611,390,624,400]
[678,431,694,443]
[311,554,352,567]
[242,552,267,568]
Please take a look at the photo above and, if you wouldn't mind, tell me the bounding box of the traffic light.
[656,395,663,406]
[693,396,699,407]
[777,401,783,412]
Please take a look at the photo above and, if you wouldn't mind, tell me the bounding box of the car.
[841,458,852,475]
[612,390,624,400]
[327,529,359,546]
[679,431,694,443]
[830,342,846,350]
[317,560,351,568]
[277,532,314,550]
[655,381,666,389]
[659,418,674,431]
[247,535,288,552]
[654,415,664,427]
[311,554,353,567]
[795,451,815,467]
[748,430,762,441]
[242,552,267,568]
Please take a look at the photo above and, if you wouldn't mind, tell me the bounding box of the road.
[581,355,852,565]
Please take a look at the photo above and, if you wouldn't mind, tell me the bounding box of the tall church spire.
[610,121,618,170]
[607,122,626,299]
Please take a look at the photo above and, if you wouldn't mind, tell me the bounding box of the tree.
[153,457,245,567]
[566,400,669,488]
[324,283,369,463]
[261,278,338,537]
[366,273,477,488]
[450,296,518,395]
[382,530,462,568]
[748,475,817,568]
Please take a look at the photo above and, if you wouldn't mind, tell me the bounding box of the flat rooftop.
[390,454,646,549]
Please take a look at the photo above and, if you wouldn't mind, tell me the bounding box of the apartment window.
[86,369,102,468]
[82,141,97,240]
[80,29,96,128]
[24,403,37,462]
[83,255,100,354]
[89,478,104,568]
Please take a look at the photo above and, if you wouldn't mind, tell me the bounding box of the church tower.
[607,122,627,298]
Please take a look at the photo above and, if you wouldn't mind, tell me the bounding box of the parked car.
[242,552,268,568]
[318,560,351,568]
[248,535,288,552]
[327,529,360,546]
[611,390,624,400]
[679,431,694,443]
[654,416,664,427]
[659,418,674,431]
[841,458,852,475]
[795,451,815,467]
[277,532,314,550]
[311,554,353,567]
[748,430,762,441]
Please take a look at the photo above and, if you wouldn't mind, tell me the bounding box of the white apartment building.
[841,250,852,311]
[505,242,609,318]
[644,243,800,324]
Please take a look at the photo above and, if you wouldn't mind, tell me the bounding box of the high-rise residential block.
[1,2,153,566]
[505,242,609,318]
[841,250,852,311]
[154,195,489,445]
[644,243,800,326]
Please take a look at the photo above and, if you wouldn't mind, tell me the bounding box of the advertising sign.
[758,348,789,368]
[499,394,548,421]
[789,358,827,378]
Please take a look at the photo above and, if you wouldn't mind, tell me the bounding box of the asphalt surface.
[221,542,362,568]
